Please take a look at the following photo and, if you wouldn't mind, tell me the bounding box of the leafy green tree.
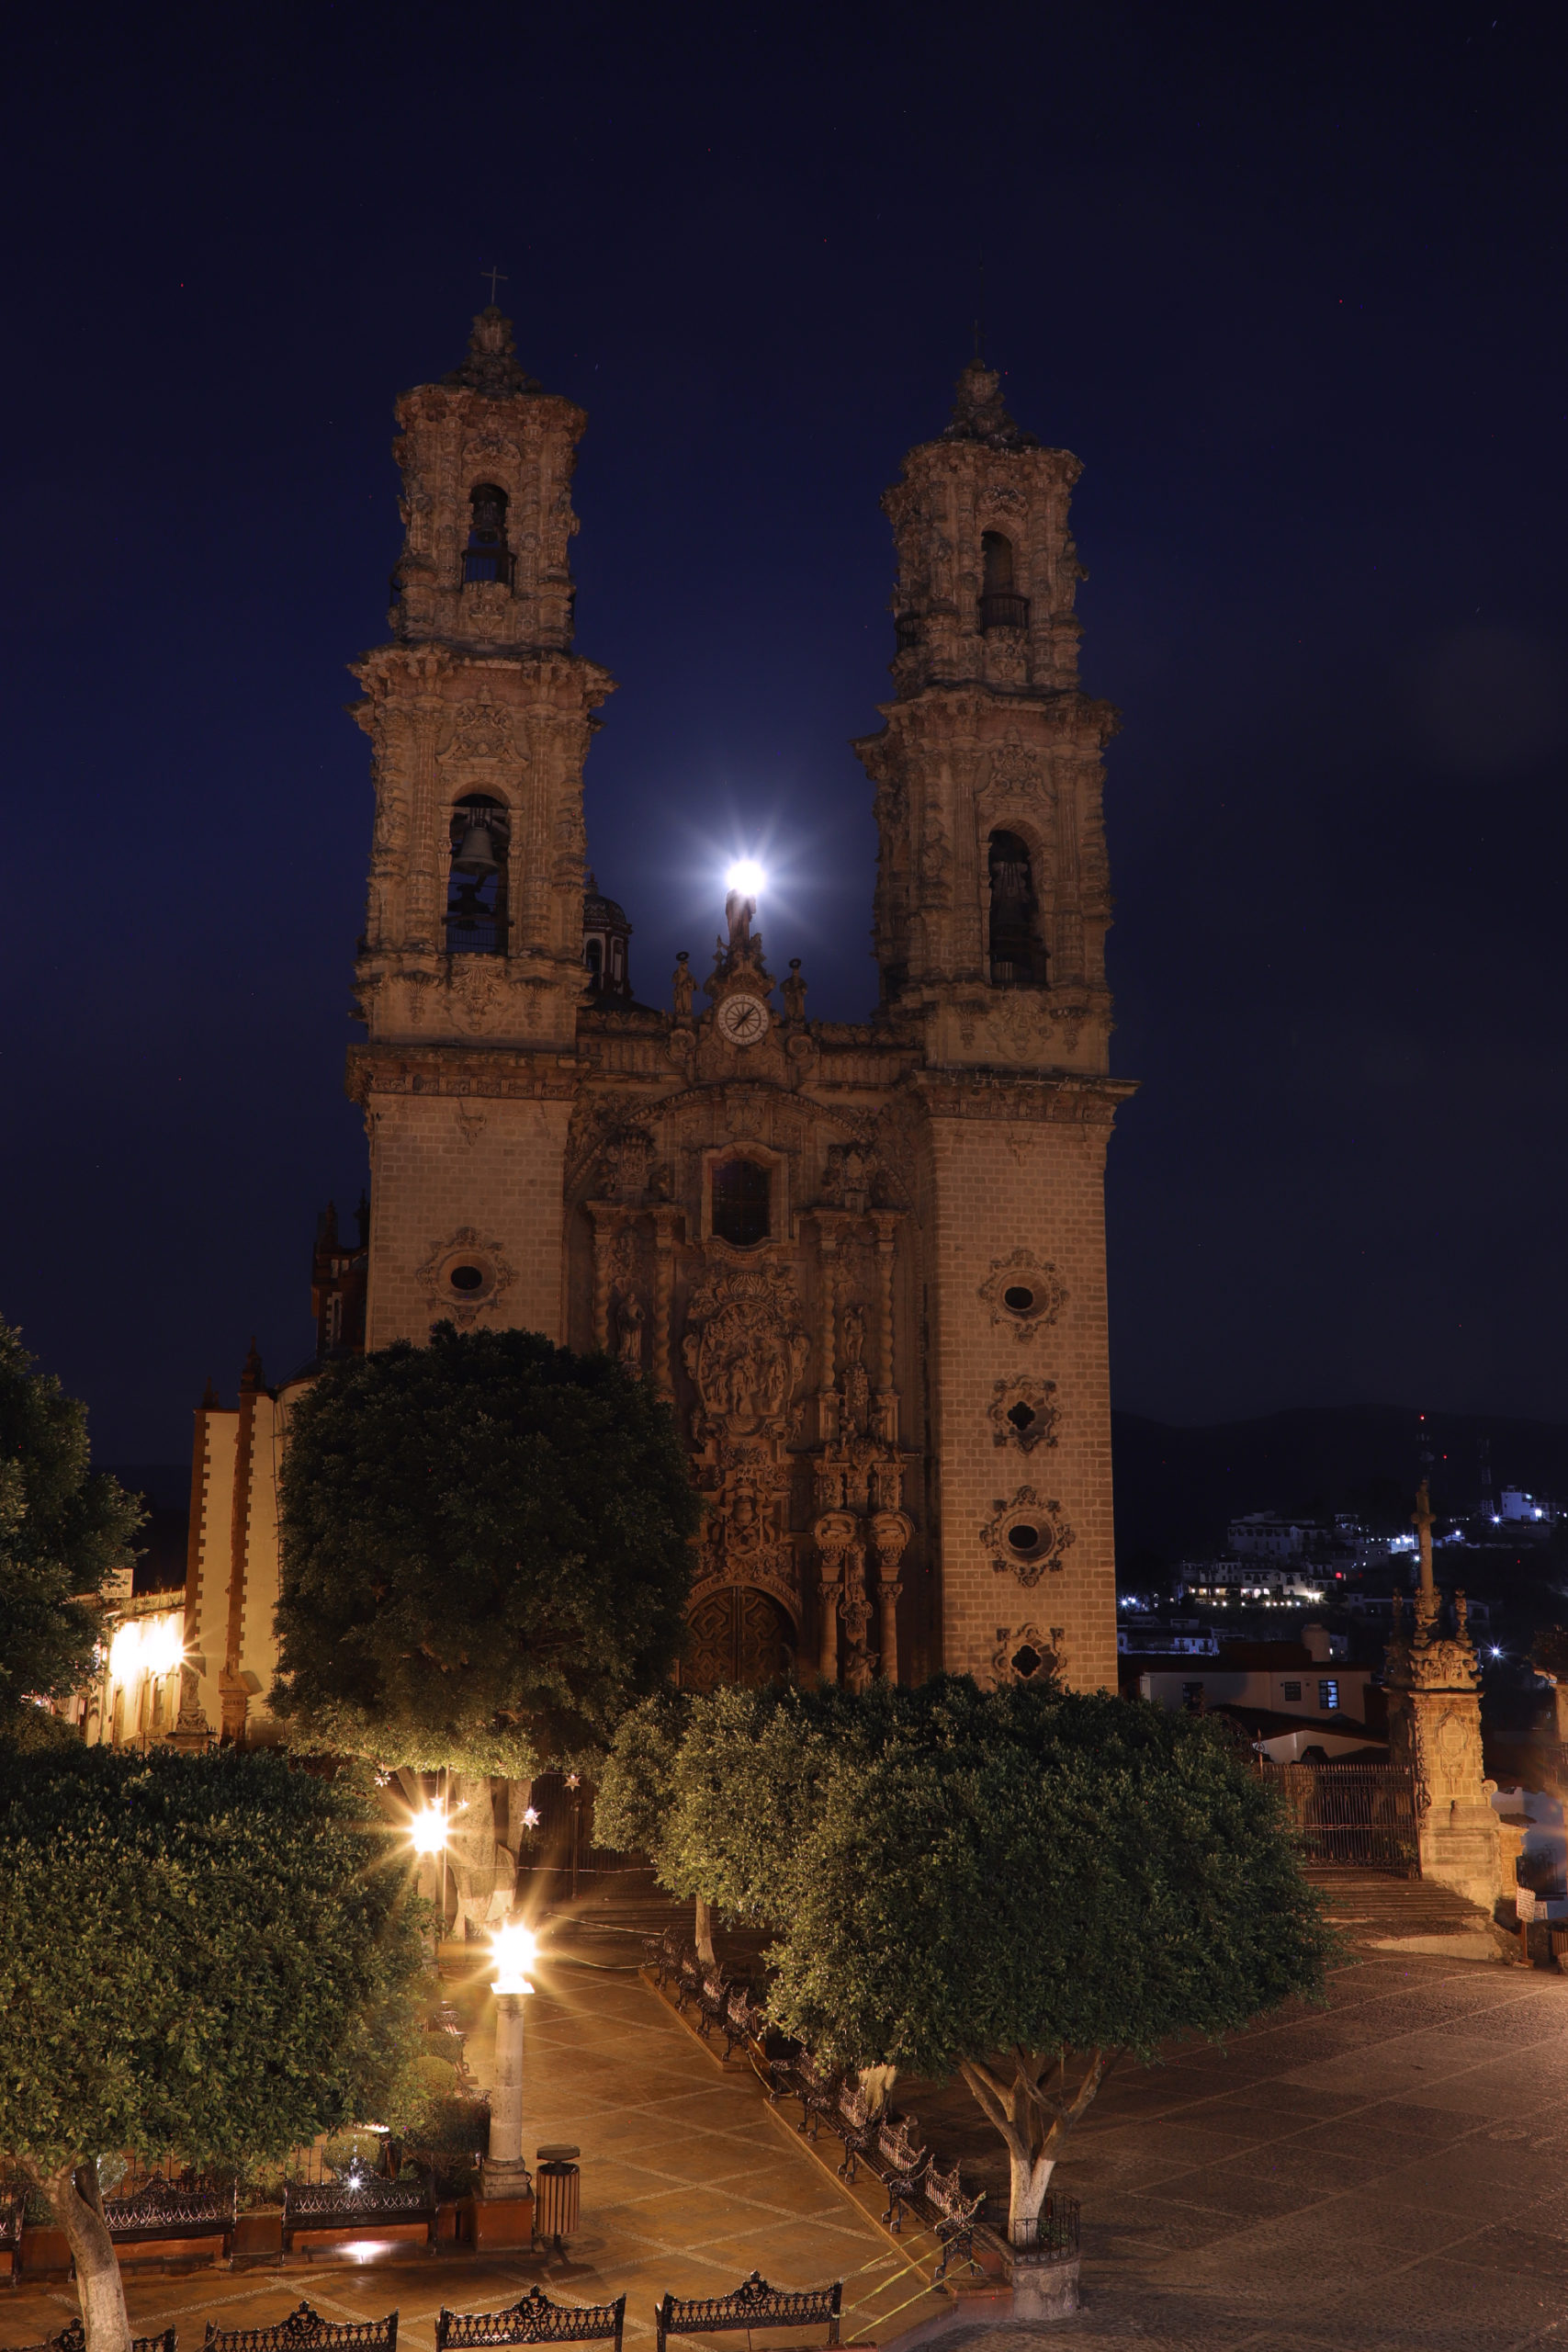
[763,1685,1334,2244]
[271,1324,701,1774]
[0,1744,429,2352]
[598,1684,835,1959]
[0,1318,141,1730]
[612,1678,1332,2245]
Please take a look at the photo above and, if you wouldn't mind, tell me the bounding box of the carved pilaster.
[870,1208,901,1444]
[587,1203,624,1352]
[650,1207,681,1400]
[813,1210,849,1446]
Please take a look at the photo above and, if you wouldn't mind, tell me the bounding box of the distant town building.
[1227,1512,1317,1559]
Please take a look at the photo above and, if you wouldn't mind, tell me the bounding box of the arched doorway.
[682,1587,795,1690]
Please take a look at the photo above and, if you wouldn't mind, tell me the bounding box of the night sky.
[3,3,1564,1464]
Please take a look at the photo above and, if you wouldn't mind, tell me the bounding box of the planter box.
[20,2227,71,2278]
[464,2193,535,2252]
[434,2202,461,2245]
[288,2221,432,2256]
[118,2235,227,2267]
[231,2211,284,2263]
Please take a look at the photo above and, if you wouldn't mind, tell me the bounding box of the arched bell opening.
[446,795,512,955]
[462,481,515,589]
[987,829,1045,985]
[979,531,1029,632]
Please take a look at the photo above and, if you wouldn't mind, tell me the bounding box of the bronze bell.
[451,820,500,877]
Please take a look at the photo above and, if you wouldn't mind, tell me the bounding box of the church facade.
[176,307,1133,1744]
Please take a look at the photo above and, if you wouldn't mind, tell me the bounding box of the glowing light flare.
[490,1918,537,1995]
[141,1617,184,1678]
[409,1805,448,1856]
[726,858,765,898]
[107,1614,184,1685]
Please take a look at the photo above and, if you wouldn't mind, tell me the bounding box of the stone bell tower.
[347,305,614,1347]
[854,360,1132,1697]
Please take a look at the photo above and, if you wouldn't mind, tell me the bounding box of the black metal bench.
[773,2050,844,2143]
[873,2115,928,2234]
[205,2303,398,2352]
[827,2080,879,2187]
[105,2175,238,2257]
[919,2160,985,2281]
[436,2287,626,2352]
[282,2170,437,2252]
[641,1927,686,1987]
[654,2273,840,2352]
[1,2187,23,2278]
[716,1983,768,2066]
[14,2328,175,2352]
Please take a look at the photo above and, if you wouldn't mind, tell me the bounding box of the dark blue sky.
[3,1,1564,1462]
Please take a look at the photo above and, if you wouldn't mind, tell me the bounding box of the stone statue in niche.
[671,952,694,1019]
[615,1290,646,1374]
[783,959,807,1021]
[821,1141,879,1211]
[840,1302,871,1434]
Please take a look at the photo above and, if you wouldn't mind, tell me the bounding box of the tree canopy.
[0,1742,429,2352]
[0,1317,141,1729]
[271,1323,701,1774]
[604,1677,1334,2242]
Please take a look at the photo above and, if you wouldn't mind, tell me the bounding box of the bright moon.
[727,858,765,895]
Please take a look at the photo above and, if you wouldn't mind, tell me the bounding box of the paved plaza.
[8,1889,1568,2352]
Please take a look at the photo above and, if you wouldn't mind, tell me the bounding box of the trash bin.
[534,2144,581,2248]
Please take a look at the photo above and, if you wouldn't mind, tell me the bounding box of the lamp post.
[409,1798,449,1955]
[481,1920,536,2206]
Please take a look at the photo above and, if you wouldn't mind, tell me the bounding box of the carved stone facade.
[177,315,1133,1713]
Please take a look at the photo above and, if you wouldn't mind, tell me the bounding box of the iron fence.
[1256,1759,1419,1873]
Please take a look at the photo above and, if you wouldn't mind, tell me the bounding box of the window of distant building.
[1282,1679,1302,1701]
[1181,1680,1203,1709]
[1318,1679,1340,1712]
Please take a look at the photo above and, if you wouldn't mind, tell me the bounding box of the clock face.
[716,992,770,1046]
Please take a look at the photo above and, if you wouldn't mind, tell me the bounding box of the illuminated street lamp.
[483,1919,538,2204]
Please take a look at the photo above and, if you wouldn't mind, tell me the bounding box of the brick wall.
[921,1111,1118,1693]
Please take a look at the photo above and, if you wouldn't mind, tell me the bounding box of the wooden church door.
[682,1587,795,1690]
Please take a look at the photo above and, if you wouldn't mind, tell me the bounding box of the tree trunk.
[36,2163,130,2352]
[1006,2147,1057,2245]
[694,1894,716,1964]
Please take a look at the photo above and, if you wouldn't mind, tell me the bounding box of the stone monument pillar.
[1382,1481,1502,1911]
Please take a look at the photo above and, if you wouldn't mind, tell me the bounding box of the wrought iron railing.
[446,914,505,955]
[978,590,1030,632]
[462,549,516,589]
[1256,1758,1419,1873]
[104,2173,237,2243]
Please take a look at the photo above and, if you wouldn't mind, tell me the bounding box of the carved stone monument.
[1382,1481,1502,1911]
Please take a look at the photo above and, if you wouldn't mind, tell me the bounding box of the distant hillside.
[1111,1405,1568,1575]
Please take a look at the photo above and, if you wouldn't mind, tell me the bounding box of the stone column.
[814,1510,856,1686]
[483,1995,531,2195]
[871,1509,912,1687]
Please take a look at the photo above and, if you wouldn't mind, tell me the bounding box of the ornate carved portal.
[683,1261,809,1630]
[683,1585,795,1691]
